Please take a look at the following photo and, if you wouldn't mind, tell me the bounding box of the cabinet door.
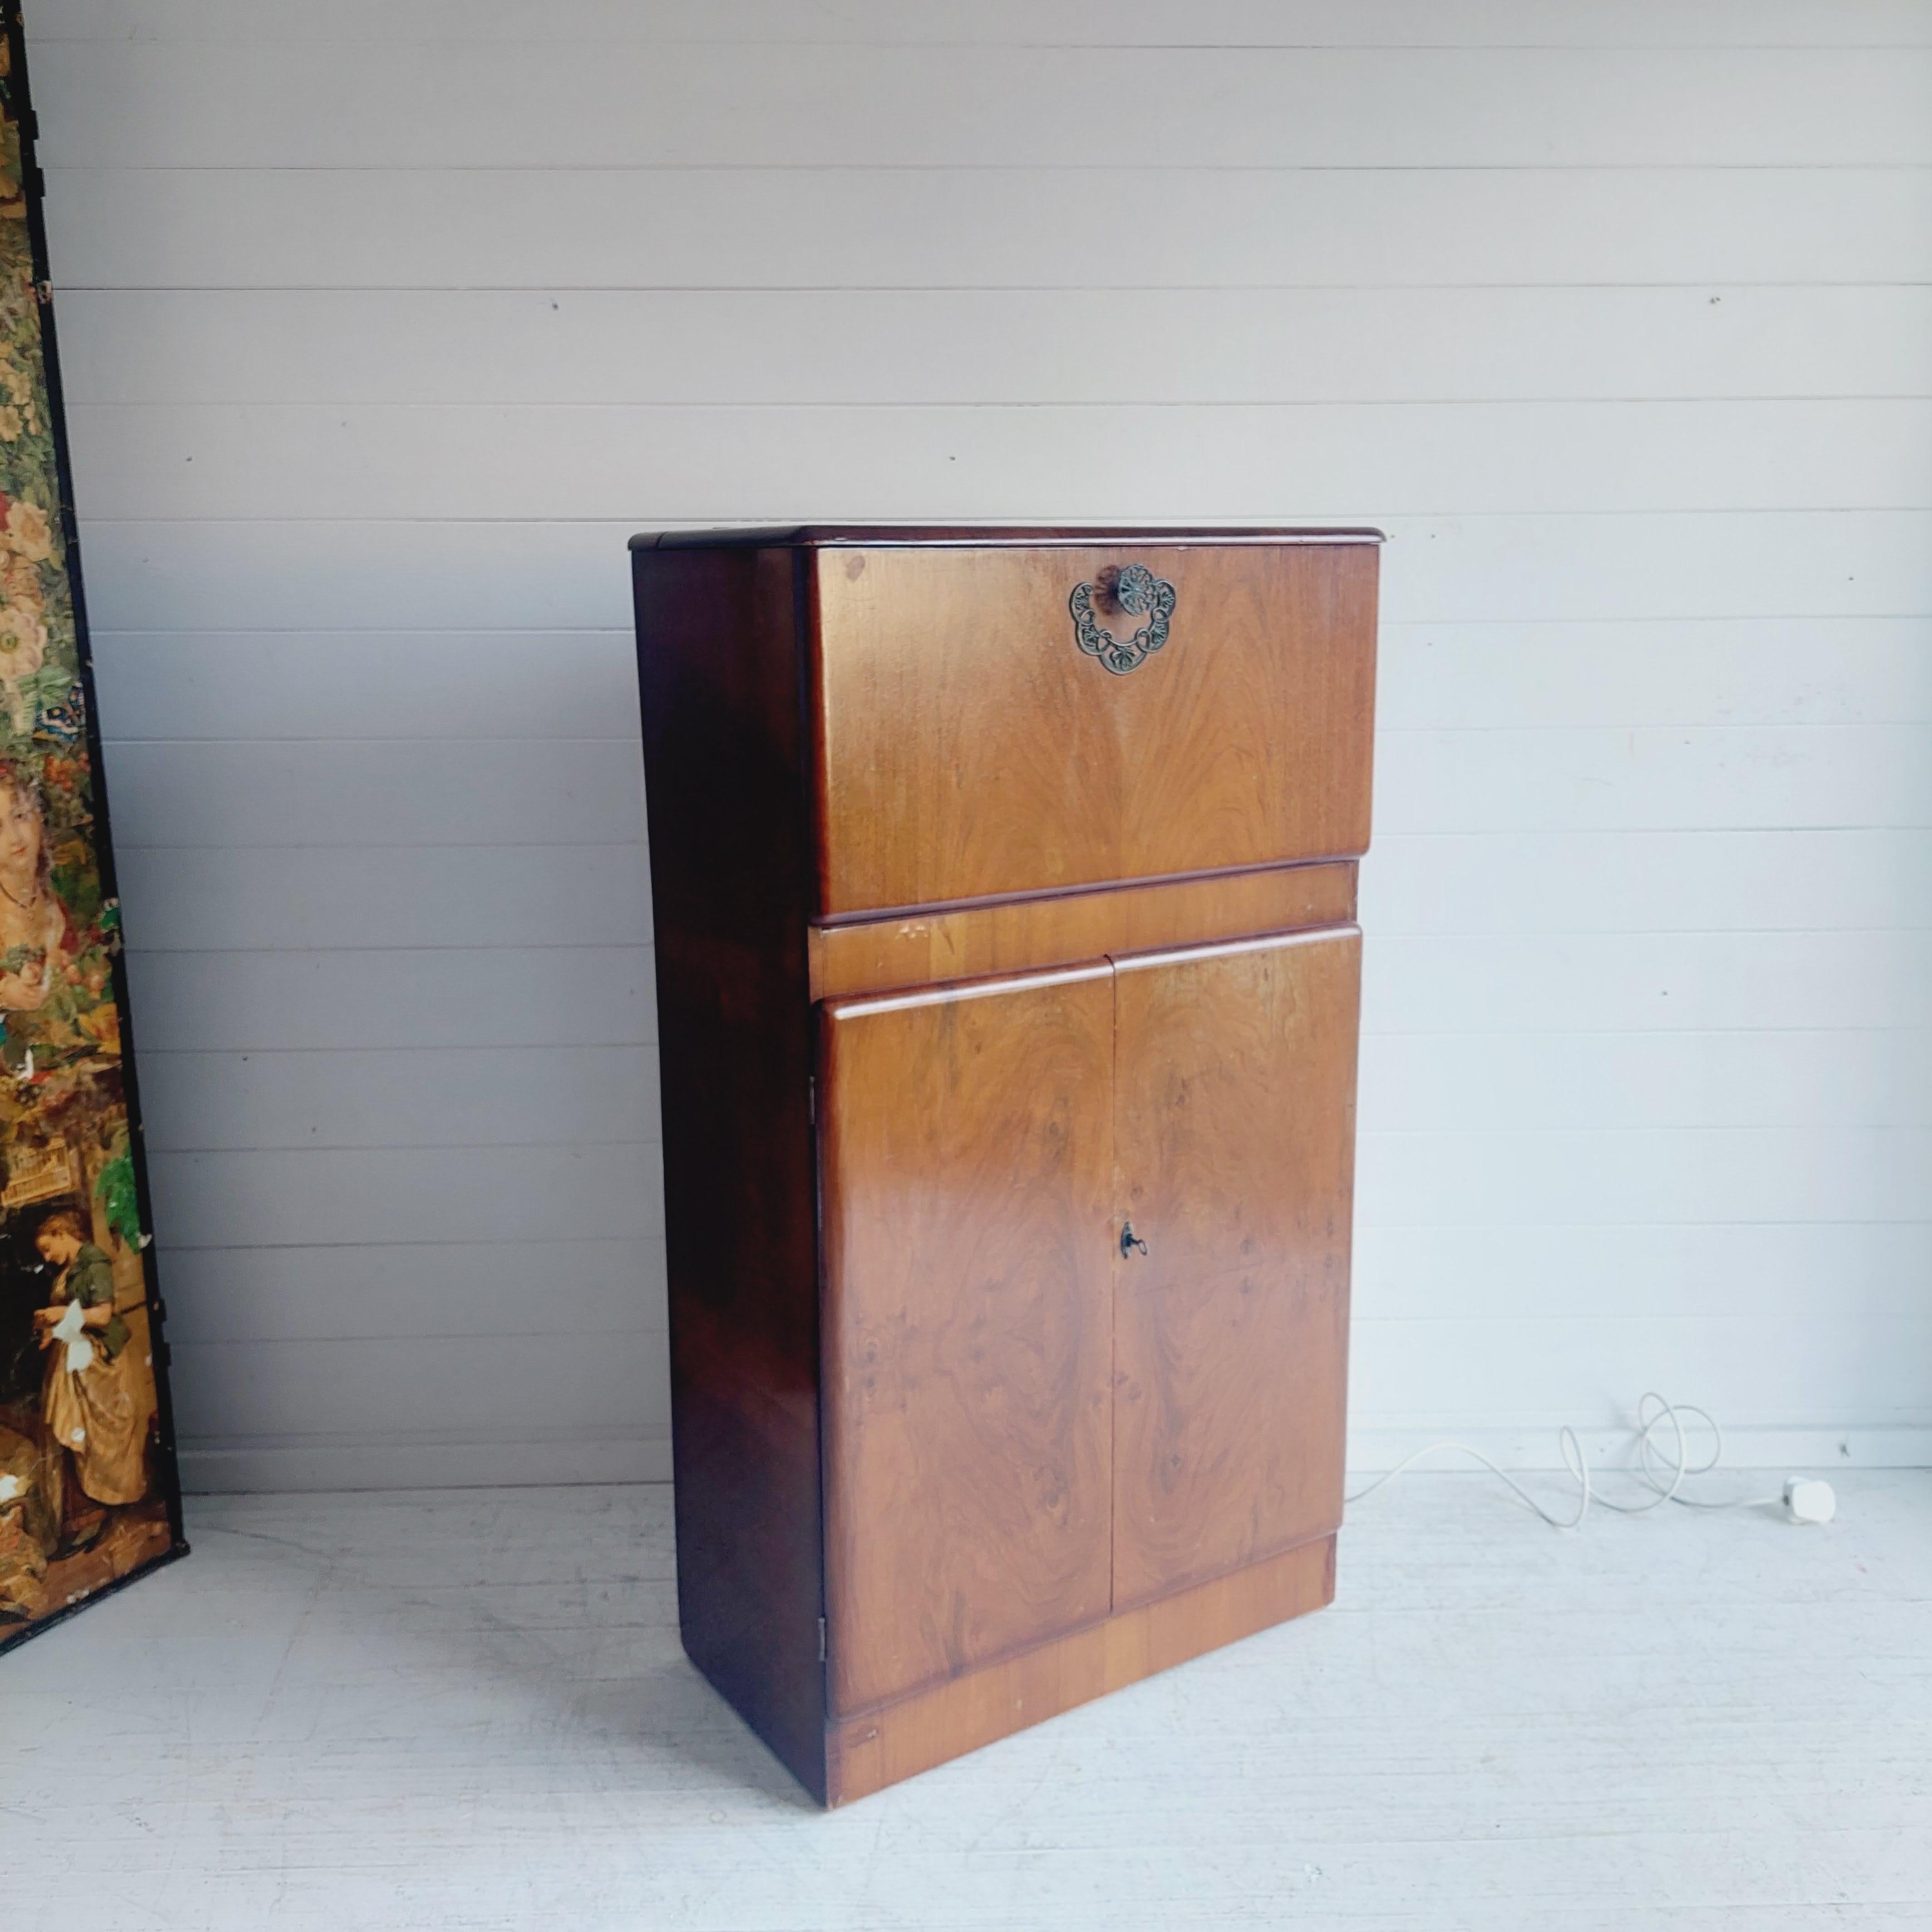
[819,965,1116,1713]
[1111,928,1361,1610]
[810,543,1378,916]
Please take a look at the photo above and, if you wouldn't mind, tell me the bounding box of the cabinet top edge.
[632,524,1387,551]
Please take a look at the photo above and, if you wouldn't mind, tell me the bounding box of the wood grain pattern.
[819,965,1117,1715]
[807,859,1357,1000]
[1111,928,1362,1610]
[809,542,1378,916]
[632,540,829,1801]
[825,1532,1337,1808]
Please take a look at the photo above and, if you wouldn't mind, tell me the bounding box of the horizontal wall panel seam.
[150,1139,662,1155]
[172,1325,668,1345]
[34,162,1932,174]
[57,395,1932,407]
[49,283,1932,295]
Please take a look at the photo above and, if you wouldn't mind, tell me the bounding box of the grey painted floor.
[7,1471,1929,1930]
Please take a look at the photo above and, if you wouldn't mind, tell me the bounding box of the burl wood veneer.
[633,526,1379,1806]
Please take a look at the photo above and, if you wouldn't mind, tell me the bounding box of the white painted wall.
[22,0,1931,1488]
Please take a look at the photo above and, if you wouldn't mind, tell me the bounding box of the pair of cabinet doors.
[818,920,1359,1717]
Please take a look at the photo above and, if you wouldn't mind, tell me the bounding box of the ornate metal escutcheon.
[1070,561,1177,675]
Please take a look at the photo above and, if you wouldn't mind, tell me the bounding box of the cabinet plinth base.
[820,1533,1337,1806]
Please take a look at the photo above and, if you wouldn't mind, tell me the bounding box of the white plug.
[1784,1478,1836,1525]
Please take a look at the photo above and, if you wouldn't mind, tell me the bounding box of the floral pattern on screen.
[0,22,176,1642]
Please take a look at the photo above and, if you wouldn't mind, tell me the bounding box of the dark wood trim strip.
[812,851,1366,933]
[639,525,1386,550]
[808,861,1357,1001]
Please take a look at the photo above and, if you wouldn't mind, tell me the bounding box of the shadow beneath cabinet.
[183,1486,820,1814]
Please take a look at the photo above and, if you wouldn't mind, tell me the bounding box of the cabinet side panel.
[633,543,826,1800]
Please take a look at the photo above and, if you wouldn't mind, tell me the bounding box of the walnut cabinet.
[632,526,1379,1804]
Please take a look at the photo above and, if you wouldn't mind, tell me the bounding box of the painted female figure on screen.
[0,760,73,1013]
[32,1206,147,1547]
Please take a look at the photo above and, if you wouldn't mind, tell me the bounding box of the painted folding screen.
[0,4,185,1652]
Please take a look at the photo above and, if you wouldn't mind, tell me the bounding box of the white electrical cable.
[1345,1392,1785,1530]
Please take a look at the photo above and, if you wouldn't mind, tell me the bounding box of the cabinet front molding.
[807,856,1357,1000]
